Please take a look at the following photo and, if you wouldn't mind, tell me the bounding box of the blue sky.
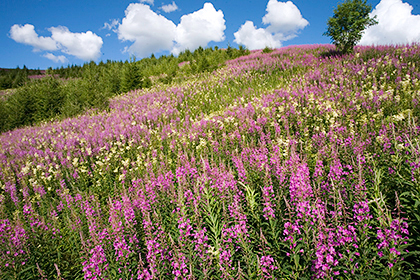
[1,0,419,69]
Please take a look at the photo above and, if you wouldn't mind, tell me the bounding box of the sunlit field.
[1,44,420,279]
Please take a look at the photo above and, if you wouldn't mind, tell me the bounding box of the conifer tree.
[121,58,143,93]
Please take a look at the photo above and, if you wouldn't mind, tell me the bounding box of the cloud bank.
[116,2,225,57]
[359,0,420,45]
[234,0,308,50]
[9,24,103,62]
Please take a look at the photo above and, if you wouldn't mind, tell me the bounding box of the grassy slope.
[1,44,420,279]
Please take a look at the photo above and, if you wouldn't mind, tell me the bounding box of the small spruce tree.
[121,58,143,93]
[324,0,378,54]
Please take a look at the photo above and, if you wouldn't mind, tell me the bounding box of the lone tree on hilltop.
[324,0,377,54]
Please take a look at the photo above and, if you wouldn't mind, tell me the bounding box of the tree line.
[0,66,43,90]
[0,46,248,133]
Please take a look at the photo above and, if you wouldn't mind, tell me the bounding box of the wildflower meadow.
[1,44,420,279]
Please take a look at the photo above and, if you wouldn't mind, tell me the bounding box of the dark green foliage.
[0,65,46,90]
[0,66,40,90]
[0,75,109,132]
[197,56,211,72]
[121,59,148,93]
[0,75,13,89]
[1,77,63,129]
[32,77,64,122]
[324,0,378,54]
[262,46,274,54]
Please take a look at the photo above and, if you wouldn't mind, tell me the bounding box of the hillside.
[0,47,248,133]
[1,44,420,279]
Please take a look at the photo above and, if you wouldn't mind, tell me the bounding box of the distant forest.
[0,66,43,90]
[0,46,249,133]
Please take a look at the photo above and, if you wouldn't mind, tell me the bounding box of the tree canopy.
[324,0,378,54]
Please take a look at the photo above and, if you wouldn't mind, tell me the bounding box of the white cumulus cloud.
[9,24,103,62]
[233,21,281,50]
[172,2,225,54]
[263,0,309,38]
[161,1,178,13]
[117,2,226,57]
[359,0,420,45]
[234,0,308,50]
[9,24,58,51]
[43,53,68,63]
[117,3,177,57]
[49,26,103,60]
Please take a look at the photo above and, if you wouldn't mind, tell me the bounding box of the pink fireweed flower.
[108,199,133,263]
[260,255,278,274]
[289,157,313,202]
[4,182,19,207]
[262,184,276,220]
[81,197,109,280]
[353,199,372,222]
[82,244,109,280]
[376,217,409,267]
[171,253,188,280]
[122,193,137,227]
[232,155,247,182]
[0,218,28,268]
[219,249,233,269]
[137,268,152,280]
[178,216,193,242]
[314,159,324,178]
[193,227,209,255]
